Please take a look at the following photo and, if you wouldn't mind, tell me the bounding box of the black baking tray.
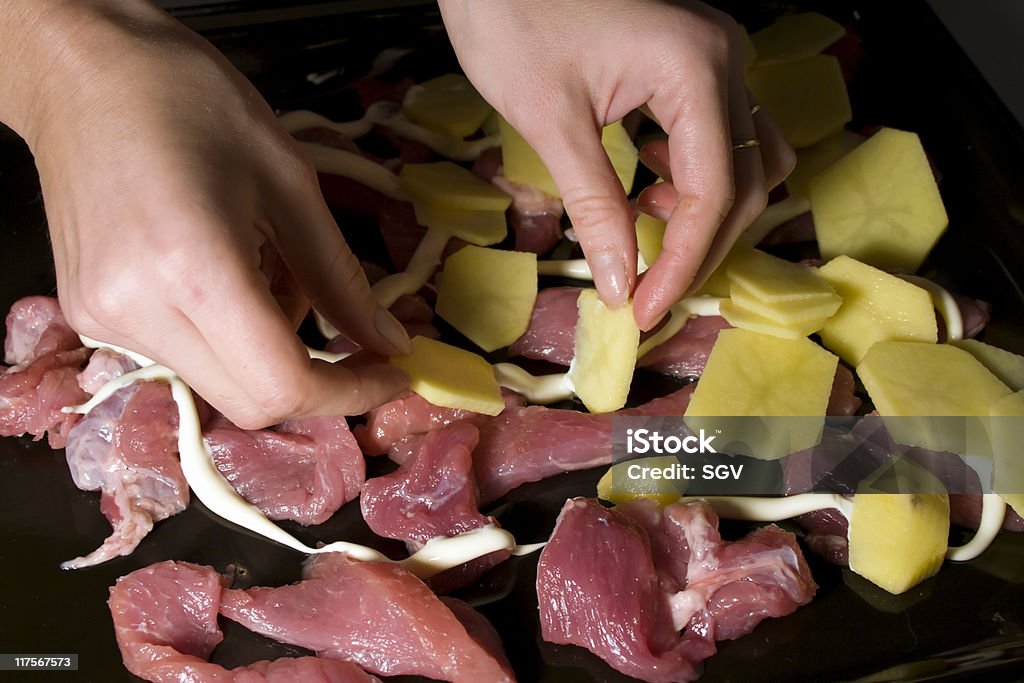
[2,2,1024,682]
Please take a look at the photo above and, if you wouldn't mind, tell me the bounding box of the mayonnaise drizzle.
[63,340,540,577]
[372,226,449,308]
[737,195,811,246]
[279,110,374,139]
[687,490,1004,563]
[299,141,408,201]
[366,101,500,162]
[493,363,575,404]
[897,274,964,342]
[636,297,724,359]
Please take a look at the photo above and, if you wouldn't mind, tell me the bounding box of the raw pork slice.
[205,416,364,526]
[109,561,379,682]
[538,498,816,682]
[474,385,695,503]
[492,175,564,255]
[0,296,89,447]
[638,316,733,380]
[355,389,523,456]
[77,348,140,394]
[537,498,708,683]
[219,553,515,682]
[507,287,581,365]
[4,296,81,368]
[63,381,185,569]
[361,422,509,591]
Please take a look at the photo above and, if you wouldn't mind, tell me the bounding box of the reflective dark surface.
[2,2,1024,682]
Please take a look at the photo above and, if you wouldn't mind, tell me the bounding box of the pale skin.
[0,0,793,429]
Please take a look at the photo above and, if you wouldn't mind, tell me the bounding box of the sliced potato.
[569,290,640,414]
[952,339,1024,391]
[684,328,838,458]
[411,201,507,246]
[858,341,1011,453]
[726,247,837,302]
[990,390,1024,516]
[751,12,846,66]
[399,162,512,211]
[597,456,687,506]
[390,336,504,415]
[719,299,827,339]
[786,130,864,200]
[635,213,667,267]
[729,281,842,325]
[818,256,937,366]
[435,246,538,352]
[810,127,948,272]
[403,74,493,140]
[499,117,638,197]
[848,459,950,595]
[746,55,851,148]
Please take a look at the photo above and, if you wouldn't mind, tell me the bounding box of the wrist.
[0,0,179,147]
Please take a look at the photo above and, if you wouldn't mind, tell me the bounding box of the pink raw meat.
[639,316,733,380]
[205,415,364,526]
[219,553,515,682]
[508,287,581,365]
[0,296,89,447]
[62,381,185,569]
[109,561,379,682]
[355,389,523,456]
[0,347,89,448]
[536,498,709,683]
[77,348,139,394]
[827,364,862,416]
[492,175,564,255]
[361,422,509,591]
[538,498,815,682]
[4,296,81,368]
[473,385,695,504]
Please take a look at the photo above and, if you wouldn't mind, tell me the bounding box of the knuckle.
[79,272,137,330]
[254,376,310,424]
[562,190,628,236]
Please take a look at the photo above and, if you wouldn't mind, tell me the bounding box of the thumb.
[515,113,636,308]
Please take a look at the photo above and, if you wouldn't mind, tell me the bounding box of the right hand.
[14,2,409,428]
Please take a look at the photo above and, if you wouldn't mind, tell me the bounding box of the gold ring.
[731,138,760,151]
[750,103,762,115]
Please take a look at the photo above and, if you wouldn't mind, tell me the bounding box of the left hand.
[439,0,794,329]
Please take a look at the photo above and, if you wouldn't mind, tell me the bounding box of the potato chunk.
[990,390,1024,517]
[746,55,851,148]
[597,456,687,506]
[399,162,512,211]
[810,127,948,272]
[726,248,837,303]
[750,12,846,66]
[858,341,1011,453]
[635,213,667,267]
[411,201,507,246]
[848,459,950,595]
[499,117,638,197]
[719,299,827,339]
[569,290,640,414]
[403,74,493,139]
[435,246,538,352]
[952,339,1024,391]
[684,328,838,458]
[818,256,937,366]
[786,130,864,200]
[390,336,504,416]
[729,281,841,325]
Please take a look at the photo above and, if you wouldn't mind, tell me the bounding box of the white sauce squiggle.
[897,274,964,342]
[63,340,539,578]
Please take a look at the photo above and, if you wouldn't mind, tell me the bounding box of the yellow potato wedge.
[390,336,504,415]
[569,290,640,414]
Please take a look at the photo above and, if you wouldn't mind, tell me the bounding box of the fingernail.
[590,249,630,307]
[374,307,412,355]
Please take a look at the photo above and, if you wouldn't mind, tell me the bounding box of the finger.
[179,251,407,427]
[270,159,411,356]
[638,139,672,182]
[513,109,636,308]
[748,93,796,190]
[687,43,771,294]
[634,60,733,330]
[259,242,309,330]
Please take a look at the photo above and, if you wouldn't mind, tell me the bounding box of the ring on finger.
[750,103,762,115]
[731,138,760,151]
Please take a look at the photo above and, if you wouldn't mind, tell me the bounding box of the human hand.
[439,0,794,328]
[7,1,409,428]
